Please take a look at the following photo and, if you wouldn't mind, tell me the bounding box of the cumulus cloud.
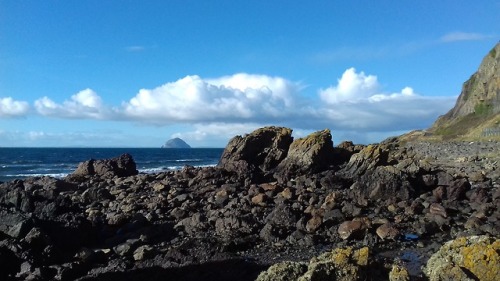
[0,97,30,117]
[440,32,494,43]
[35,88,109,119]
[319,68,379,104]
[122,73,302,124]
[318,68,455,131]
[23,70,456,145]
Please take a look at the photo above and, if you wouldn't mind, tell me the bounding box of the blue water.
[0,148,224,182]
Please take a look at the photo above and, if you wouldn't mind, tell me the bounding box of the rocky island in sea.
[161,137,191,148]
[0,44,499,281]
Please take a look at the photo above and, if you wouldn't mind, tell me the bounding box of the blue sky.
[1,1,499,147]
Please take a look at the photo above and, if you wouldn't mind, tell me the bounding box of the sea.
[0,148,224,183]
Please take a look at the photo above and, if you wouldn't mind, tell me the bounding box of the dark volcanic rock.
[274,129,335,182]
[0,123,498,280]
[70,153,138,179]
[217,126,293,181]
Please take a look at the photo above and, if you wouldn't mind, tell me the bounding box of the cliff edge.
[429,42,500,140]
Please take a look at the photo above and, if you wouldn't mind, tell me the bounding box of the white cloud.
[35,88,108,119]
[23,70,455,145]
[0,97,30,117]
[319,68,379,104]
[318,68,455,131]
[171,122,265,147]
[122,73,302,124]
[440,32,494,43]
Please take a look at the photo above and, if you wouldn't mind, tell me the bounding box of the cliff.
[430,42,500,139]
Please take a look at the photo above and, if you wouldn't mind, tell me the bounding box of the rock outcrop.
[69,153,138,179]
[424,235,499,281]
[217,126,293,181]
[430,42,500,139]
[161,138,191,148]
[274,129,335,182]
[2,41,500,281]
[0,125,498,280]
[257,246,374,281]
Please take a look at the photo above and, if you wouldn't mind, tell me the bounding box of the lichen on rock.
[424,235,500,281]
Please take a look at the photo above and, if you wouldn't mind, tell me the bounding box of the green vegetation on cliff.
[429,42,500,140]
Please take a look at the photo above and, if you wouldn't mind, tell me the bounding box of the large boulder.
[70,153,138,179]
[424,235,499,281]
[274,129,335,182]
[217,126,293,181]
[340,144,389,178]
[353,166,414,202]
[256,246,372,281]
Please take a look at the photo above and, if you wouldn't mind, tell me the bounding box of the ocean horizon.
[0,147,224,182]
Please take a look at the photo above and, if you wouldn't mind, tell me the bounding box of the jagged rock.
[354,166,414,202]
[133,245,156,261]
[256,261,307,281]
[257,246,371,281]
[70,153,138,179]
[274,129,335,182]
[217,126,293,181]
[341,144,389,177]
[424,235,500,281]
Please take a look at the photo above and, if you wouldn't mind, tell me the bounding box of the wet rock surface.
[0,127,499,280]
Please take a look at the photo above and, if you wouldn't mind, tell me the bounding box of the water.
[0,148,224,182]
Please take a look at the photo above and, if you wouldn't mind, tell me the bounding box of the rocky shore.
[0,127,499,280]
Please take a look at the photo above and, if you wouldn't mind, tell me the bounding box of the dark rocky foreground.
[0,127,498,280]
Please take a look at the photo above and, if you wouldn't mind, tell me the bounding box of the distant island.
[161,138,191,148]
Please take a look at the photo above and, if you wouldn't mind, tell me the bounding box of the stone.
[274,129,335,182]
[257,246,371,281]
[424,235,500,281]
[376,223,400,240]
[217,126,293,181]
[321,192,337,210]
[252,193,268,206]
[133,245,155,261]
[338,220,367,240]
[256,261,307,281]
[305,215,322,233]
[7,219,34,239]
[389,263,410,281]
[446,178,470,201]
[429,203,447,218]
[70,153,138,178]
[341,144,388,177]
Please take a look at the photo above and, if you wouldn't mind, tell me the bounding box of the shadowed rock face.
[217,126,293,181]
[70,153,138,179]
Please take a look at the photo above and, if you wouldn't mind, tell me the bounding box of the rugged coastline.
[0,127,498,280]
[1,42,499,281]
